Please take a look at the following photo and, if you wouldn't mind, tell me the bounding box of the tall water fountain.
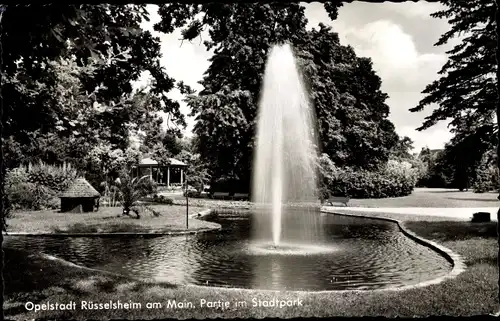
[251,43,325,252]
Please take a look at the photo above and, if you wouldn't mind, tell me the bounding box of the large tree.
[1,5,188,231]
[2,4,187,169]
[295,24,399,170]
[409,0,497,180]
[155,3,399,191]
[409,0,498,304]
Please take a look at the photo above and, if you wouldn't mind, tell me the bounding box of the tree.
[179,152,211,193]
[1,5,189,231]
[2,5,188,170]
[410,2,499,291]
[156,3,398,191]
[294,24,399,170]
[114,169,160,219]
[410,0,497,188]
[142,127,185,165]
[390,136,415,160]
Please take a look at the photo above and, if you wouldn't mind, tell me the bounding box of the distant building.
[134,157,188,186]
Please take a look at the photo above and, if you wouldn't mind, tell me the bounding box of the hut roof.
[60,178,100,198]
[139,157,187,167]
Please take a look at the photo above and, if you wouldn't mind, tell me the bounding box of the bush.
[320,156,417,199]
[473,164,496,193]
[26,161,77,192]
[136,176,158,196]
[6,181,56,210]
[152,194,174,205]
[6,162,77,210]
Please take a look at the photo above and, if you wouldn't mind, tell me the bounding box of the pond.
[3,212,452,291]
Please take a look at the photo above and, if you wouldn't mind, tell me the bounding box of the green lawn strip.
[5,205,219,234]
[4,212,499,319]
[346,189,498,208]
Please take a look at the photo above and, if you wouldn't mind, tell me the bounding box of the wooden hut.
[60,177,100,213]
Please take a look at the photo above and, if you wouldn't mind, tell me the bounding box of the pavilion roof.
[139,157,187,167]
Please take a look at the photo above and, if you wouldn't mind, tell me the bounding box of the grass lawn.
[3,211,499,319]
[347,188,499,208]
[167,187,499,208]
[4,205,219,234]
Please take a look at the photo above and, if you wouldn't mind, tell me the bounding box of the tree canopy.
[155,3,401,191]
[2,4,188,170]
[410,0,497,191]
[410,0,497,177]
[0,4,190,230]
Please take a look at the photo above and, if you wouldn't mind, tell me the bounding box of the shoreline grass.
[3,210,499,319]
[4,205,219,234]
[7,187,498,235]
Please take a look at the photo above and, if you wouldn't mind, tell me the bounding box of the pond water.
[3,212,452,291]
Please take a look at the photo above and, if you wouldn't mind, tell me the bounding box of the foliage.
[389,136,415,161]
[295,24,399,170]
[317,153,339,201]
[2,5,188,168]
[410,0,497,193]
[410,0,496,132]
[319,154,417,199]
[1,5,194,230]
[473,152,498,193]
[25,161,78,193]
[176,151,211,193]
[113,170,160,219]
[85,143,142,192]
[5,168,58,211]
[5,162,77,211]
[156,4,399,189]
[152,194,174,205]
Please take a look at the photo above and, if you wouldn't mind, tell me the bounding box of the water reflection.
[3,213,452,291]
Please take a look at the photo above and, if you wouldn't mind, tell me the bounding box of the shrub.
[26,161,77,192]
[473,164,496,193]
[6,181,56,210]
[114,170,161,218]
[152,194,174,205]
[6,167,55,210]
[321,156,417,199]
[136,177,158,196]
[489,166,499,191]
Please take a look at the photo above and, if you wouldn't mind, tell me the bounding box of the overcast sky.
[136,2,460,153]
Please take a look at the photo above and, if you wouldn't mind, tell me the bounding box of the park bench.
[324,196,350,207]
[212,192,231,200]
[184,190,201,198]
[232,193,249,201]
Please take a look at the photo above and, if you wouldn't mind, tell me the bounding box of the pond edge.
[4,207,467,294]
[185,208,467,294]
[2,208,221,237]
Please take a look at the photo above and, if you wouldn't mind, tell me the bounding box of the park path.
[324,206,499,221]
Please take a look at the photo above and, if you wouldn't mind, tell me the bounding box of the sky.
[136,2,460,153]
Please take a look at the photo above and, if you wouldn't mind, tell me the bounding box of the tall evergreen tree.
[410,0,497,184]
[410,0,498,302]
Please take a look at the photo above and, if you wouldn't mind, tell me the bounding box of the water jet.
[251,43,323,249]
